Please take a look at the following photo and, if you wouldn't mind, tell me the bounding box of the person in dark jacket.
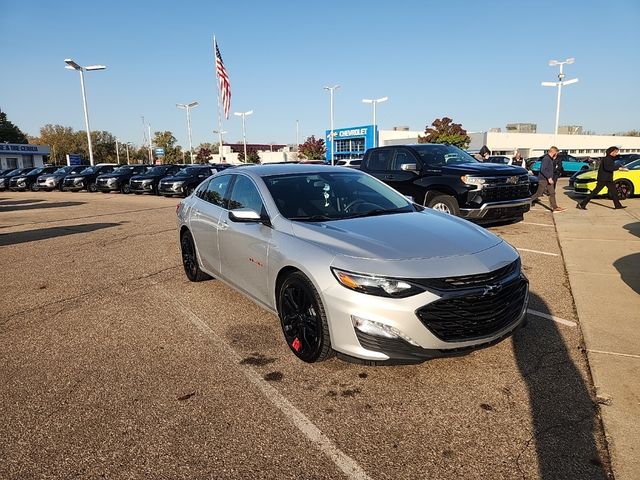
[577,146,627,210]
[473,145,491,162]
[529,146,565,212]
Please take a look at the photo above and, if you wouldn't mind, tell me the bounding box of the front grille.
[481,184,530,202]
[416,279,528,342]
[413,259,520,291]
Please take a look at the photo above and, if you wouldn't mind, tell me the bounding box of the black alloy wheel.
[121,183,131,194]
[30,182,39,192]
[278,272,332,363]
[615,180,634,199]
[180,231,210,282]
[88,182,98,193]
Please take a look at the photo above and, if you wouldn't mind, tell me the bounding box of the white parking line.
[160,291,374,480]
[587,349,640,360]
[520,221,554,227]
[515,247,559,257]
[527,308,577,327]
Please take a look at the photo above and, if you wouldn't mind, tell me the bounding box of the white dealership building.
[0,143,49,170]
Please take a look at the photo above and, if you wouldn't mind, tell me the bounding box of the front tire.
[277,272,333,363]
[30,183,39,192]
[180,231,211,282]
[615,180,634,199]
[88,183,97,193]
[121,183,131,194]
[427,194,460,216]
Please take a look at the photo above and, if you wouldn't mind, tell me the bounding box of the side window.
[227,175,264,213]
[391,150,411,170]
[204,174,232,207]
[195,179,210,199]
[366,149,393,171]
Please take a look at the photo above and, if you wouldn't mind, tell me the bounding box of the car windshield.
[148,166,170,175]
[113,165,136,173]
[626,159,640,170]
[411,145,478,166]
[54,166,74,174]
[79,167,97,174]
[263,171,415,221]
[179,167,208,176]
[9,168,31,176]
[29,167,45,175]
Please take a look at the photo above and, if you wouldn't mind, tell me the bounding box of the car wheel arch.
[423,188,457,206]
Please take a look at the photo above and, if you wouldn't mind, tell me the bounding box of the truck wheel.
[427,195,459,216]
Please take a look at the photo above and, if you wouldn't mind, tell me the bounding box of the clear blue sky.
[1,0,639,150]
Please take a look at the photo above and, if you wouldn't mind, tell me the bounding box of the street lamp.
[234,110,253,162]
[213,130,227,162]
[125,142,132,164]
[362,96,388,148]
[176,101,199,164]
[323,85,340,165]
[64,58,106,166]
[115,138,121,164]
[541,58,578,135]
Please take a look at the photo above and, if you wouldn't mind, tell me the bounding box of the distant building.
[0,143,49,170]
[558,125,583,135]
[506,123,537,133]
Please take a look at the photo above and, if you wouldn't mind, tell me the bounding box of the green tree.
[37,124,86,165]
[418,117,470,149]
[298,135,326,160]
[196,146,212,162]
[152,131,182,163]
[91,131,117,163]
[238,147,261,164]
[0,109,29,144]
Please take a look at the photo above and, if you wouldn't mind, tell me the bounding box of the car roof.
[225,163,347,178]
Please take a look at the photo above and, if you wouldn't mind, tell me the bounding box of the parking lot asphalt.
[0,190,612,479]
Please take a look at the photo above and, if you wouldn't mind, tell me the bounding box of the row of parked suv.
[0,163,231,197]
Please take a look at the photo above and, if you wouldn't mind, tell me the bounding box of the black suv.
[0,168,34,191]
[62,164,118,192]
[129,164,182,195]
[9,166,59,191]
[96,164,151,194]
[360,144,531,223]
[36,165,87,191]
[158,164,231,197]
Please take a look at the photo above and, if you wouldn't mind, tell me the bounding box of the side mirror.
[400,163,418,172]
[229,208,271,227]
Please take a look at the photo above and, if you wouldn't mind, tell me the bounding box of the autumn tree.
[196,146,212,162]
[37,124,86,164]
[0,109,29,144]
[418,117,470,149]
[152,131,182,163]
[238,148,260,164]
[298,135,326,160]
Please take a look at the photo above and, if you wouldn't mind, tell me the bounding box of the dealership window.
[22,156,34,168]
[335,138,365,154]
[6,158,18,169]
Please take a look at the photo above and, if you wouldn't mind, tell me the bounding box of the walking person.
[474,145,491,162]
[530,146,566,212]
[510,151,526,168]
[576,146,628,210]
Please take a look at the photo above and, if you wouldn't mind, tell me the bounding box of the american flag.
[215,40,231,119]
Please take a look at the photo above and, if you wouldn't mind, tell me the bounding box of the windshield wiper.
[342,207,411,219]
[288,214,335,222]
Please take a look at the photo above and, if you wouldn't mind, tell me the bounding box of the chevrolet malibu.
[177,165,529,364]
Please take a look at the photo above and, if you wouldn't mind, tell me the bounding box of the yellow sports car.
[573,159,640,199]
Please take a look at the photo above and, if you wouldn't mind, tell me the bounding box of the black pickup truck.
[359,144,531,223]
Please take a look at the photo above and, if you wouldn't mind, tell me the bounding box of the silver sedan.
[177,164,529,364]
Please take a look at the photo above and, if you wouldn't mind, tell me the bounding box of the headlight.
[461,175,485,185]
[331,268,425,298]
[173,181,185,187]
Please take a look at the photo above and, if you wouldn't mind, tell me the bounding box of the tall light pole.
[125,142,132,164]
[176,101,199,164]
[64,59,106,166]
[115,138,121,164]
[362,96,388,148]
[542,58,578,135]
[323,85,340,165]
[213,130,227,162]
[234,110,253,162]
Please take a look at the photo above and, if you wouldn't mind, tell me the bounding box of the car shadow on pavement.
[0,199,46,206]
[613,222,640,294]
[0,201,85,212]
[0,223,121,247]
[512,293,610,479]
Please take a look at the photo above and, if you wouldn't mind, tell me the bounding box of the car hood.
[575,171,597,181]
[441,163,527,176]
[40,173,67,179]
[161,175,191,182]
[64,174,88,179]
[131,174,165,180]
[290,210,503,262]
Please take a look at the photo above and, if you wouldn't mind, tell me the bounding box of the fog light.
[351,315,419,346]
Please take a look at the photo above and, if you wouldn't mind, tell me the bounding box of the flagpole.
[213,35,225,162]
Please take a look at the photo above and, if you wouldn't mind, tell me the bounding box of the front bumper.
[96,180,120,192]
[321,267,529,364]
[159,182,184,196]
[63,181,86,191]
[37,178,60,189]
[130,182,155,193]
[459,199,531,221]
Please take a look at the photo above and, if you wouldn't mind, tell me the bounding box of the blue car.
[531,154,592,177]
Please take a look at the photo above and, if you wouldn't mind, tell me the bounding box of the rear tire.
[427,194,460,216]
[180,231,211,282]
[277,272,333,363]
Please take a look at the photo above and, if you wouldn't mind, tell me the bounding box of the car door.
[189,174,233,274]
[217,174,271,304]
